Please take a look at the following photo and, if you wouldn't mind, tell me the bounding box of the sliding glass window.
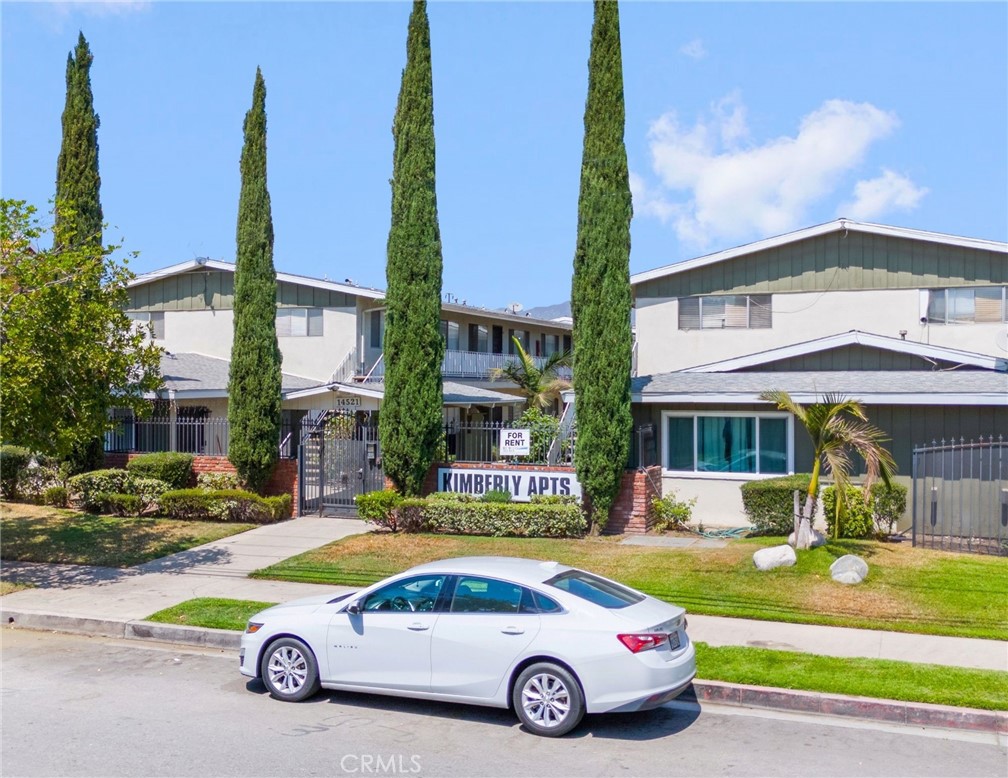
[664,413,790,475]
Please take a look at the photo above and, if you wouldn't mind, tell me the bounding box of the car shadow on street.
[244,679,702,740]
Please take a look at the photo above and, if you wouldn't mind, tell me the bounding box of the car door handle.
[501,627,525,635]
[407,623,429,631]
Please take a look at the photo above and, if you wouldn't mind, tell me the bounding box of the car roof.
[405,556,576,586]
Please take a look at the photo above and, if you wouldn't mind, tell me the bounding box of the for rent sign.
[499,428,530,456]
[437,467,581,502]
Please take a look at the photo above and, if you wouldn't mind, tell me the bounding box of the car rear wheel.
[260,637,321,702]
[512,662,585,737]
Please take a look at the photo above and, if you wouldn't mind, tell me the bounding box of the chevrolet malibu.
[239,556,696,737]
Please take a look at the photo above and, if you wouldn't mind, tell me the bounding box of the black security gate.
[298,413,384,515]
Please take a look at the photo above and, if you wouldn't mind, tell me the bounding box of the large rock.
[753,544,797,571]
[788,529,826,548]
[830,554,869,585]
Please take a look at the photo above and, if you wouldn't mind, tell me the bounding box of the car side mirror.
[346,601,361,615]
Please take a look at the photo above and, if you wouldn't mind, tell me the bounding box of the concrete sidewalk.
[1,516,1005,672]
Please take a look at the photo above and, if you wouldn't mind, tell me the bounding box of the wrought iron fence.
[105,415,301,459]
[912,436,1007,556]
[442,420,565,465]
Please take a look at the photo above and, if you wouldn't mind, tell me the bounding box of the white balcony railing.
[354,349,572,382]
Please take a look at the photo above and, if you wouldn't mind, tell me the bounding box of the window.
[276,307,323,337]
[678,295,772,330]
[508,329,529,354]
[362,575,446,612]
[369,310,383,348]
[127,311,165,339]
[664,412,790,475]
[927,287,1007,324]
[450,576,524,614]
[545,570,644,609]
[468,323,488,352]
[440,320,460,350]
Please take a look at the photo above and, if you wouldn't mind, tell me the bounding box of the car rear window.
[544,570,645,609]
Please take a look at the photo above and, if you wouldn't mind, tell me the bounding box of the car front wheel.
[512,662,585,737]
[260,637,321,702]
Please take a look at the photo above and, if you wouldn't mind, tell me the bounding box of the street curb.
[3,610,1005,736]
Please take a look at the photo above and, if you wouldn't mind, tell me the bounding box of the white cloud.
[633,95,924,249]
[839,169,929,220]
[680,39,707,60]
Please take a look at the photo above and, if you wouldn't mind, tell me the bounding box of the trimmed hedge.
[159,488,290,524]
[43,485,69,508]
[131,477,172,513]
[196,471,243,491]
[0,445,32,499]
[870,482,908,535]
[740,474,815,536]
[397,498,586,538]
[95,492,143,517]
[126,452,194,490]
[822,485,875,539]
[68,469,132,512]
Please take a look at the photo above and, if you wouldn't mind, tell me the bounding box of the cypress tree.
[55,31,105,471]
[228,68,282,493]
[571,0,634,530]
[379,0,445,496]
[55,31,102,249]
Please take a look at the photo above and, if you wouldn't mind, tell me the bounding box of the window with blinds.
[276,307,323,337]
[678,295,772,330]
[927,287,1007,324]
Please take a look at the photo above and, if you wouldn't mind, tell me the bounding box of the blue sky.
[3,1,1006,309]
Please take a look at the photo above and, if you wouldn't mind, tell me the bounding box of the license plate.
[667,632,681,650]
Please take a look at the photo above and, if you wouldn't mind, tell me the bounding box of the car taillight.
[617,633,668,653]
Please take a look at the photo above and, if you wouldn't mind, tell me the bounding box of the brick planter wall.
[102,453,298,516]
[603,465,662,535]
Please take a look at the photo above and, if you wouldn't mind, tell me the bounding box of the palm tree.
[760,391,895,547]
[490,336,572,411]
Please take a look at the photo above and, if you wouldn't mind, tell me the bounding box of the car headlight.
[245,621,264,634]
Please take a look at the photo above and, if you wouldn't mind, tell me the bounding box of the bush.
[481,489,512,503]
[159,488,285,524]
[43,486,69,508]
[513,407,561,463]
[0,445,32,499]
[126,452,194,490]
[822,485,876,539]
[651,491,696,533]
[355,489,404,531]
[427,491,475,503]
[95,492,142,517]
[131,477,172,513]
[740,474,815,536]
[870,482,908,536]
[529,494,580,505]
[19,457,71,502]
[68,469,132,512]
[413,499,586,538]
[196,471,243,491]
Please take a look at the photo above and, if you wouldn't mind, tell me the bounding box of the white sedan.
[239,556,696,737]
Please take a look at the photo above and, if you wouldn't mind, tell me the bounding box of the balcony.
[341,349,572,383]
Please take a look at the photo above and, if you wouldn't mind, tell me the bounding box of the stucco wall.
[635,288,1006,375]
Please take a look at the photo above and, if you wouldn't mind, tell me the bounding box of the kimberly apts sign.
[437,467,581,502]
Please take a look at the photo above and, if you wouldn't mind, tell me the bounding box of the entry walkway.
[0,517,1005,673]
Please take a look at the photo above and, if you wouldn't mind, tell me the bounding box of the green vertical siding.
[128,271,357,311]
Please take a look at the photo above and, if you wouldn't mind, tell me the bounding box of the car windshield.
[544,570,644,609]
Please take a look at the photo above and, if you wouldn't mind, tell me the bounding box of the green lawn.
[0,502,256,568]
[251,532,1008,640]
[147,597,277,631]
[146,596,1008,711]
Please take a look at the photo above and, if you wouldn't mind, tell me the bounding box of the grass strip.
[250,532,1008,640]
[1,502,256,568]
[147,598,277,631]
[694,642,1008,711]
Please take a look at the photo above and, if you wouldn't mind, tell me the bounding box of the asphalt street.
[1,629,1004,778]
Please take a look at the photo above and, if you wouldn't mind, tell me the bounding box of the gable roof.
[631,219,1008,287]
[156,351,319,398]
[129,259,385,301]
[283,379,526,407]
[682,330,1008,373]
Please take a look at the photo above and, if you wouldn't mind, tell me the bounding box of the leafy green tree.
[55,32,102,250]
[1,200,162,460]
[760,391,896,546]
[489,336,571,411]
[379,0,445,496]
[227,69,283,493]
[571,0,634,531]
